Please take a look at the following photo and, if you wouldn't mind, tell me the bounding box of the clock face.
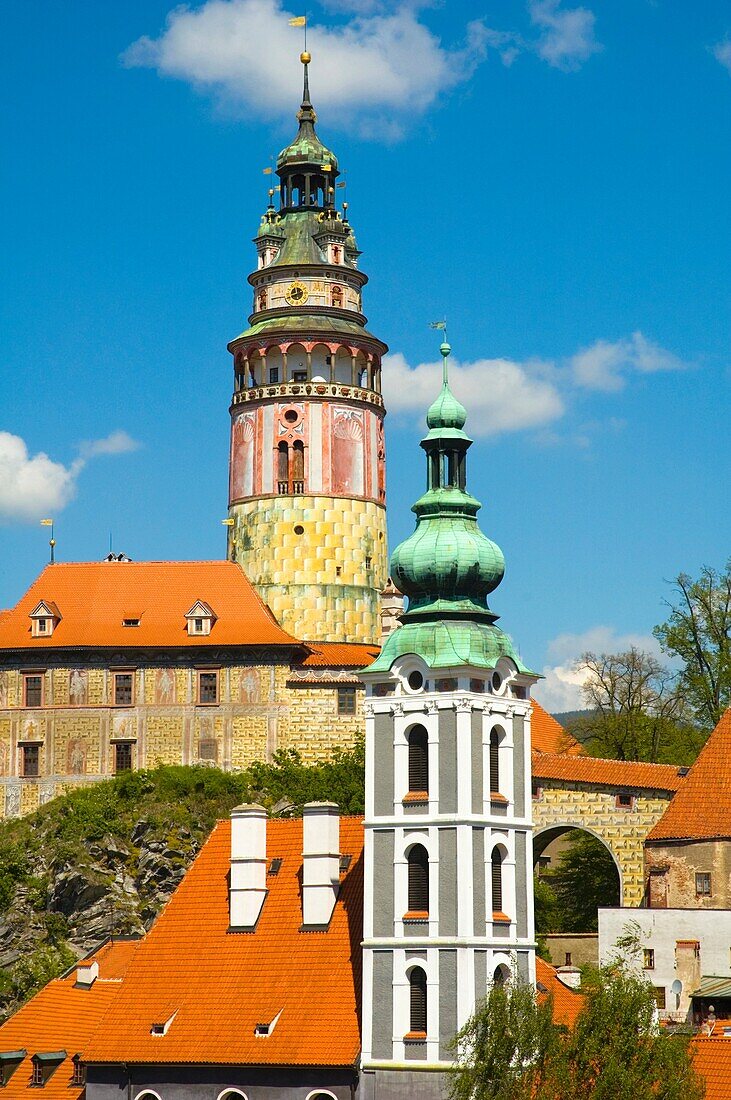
[285,280,309,306]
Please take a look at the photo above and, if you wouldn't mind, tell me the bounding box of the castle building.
[359,343,539,1095]
[226,54,389,645]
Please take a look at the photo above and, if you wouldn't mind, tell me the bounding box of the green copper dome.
[367,341,535,677]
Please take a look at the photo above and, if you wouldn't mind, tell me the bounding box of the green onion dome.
[426,344,467,430]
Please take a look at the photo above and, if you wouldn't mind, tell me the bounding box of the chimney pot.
[230,803,268,930]
[302,802,340,928]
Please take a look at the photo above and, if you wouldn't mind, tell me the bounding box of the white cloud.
[713,39,731,75]
[79,430,141,459]
[533,626,662,712]
[123,0,491,138]
[0,431,141,524]
[382,351,564,437]
[570,331,688,393]
[529,0,601,71]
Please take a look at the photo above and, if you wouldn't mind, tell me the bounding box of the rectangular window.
[198,671,219,705]
[24,674,43,708]
[696,872,712,897]
[293,371,307,382]
[37,618,47,633]
[114,742,133,773]
[532,782,543,801]
[21,744,39,778]
[268,367,279,383]
[643,948,655,970]
[616,793,634,809]
[113,672,134,706]
[565,952,572,967]
[198,738,218,762]
[337,686,356,715]
[653,986,666,1010]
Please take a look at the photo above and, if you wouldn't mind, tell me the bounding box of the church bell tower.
[227,54,388,644]
[360,343,538,1096]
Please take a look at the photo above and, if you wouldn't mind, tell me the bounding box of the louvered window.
[407,845,429,912]
[491,848,504,913]
[489,728,501,793]
[409,967,427,1034]
[408,726,429,793]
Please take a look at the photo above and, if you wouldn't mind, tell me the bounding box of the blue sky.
[1,0,729,709]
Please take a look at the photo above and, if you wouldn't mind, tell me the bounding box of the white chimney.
[302,802,340,928]
[556,965,582,990]
[75,960,99,988]
[230,804,267,930]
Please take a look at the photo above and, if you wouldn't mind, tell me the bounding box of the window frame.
[643,948,655,970]
[407,966,428,1037]
[197,669,220,706]
[406,844,430,915]
[114,741,134,774]
[23,672,44,708]
[696,872,712,897]
[112,670,135,707]
[406,725,429,796]
[336,686,357,716]
[21,742,40,778]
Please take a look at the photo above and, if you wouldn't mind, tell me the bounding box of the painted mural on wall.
[231,412,256,500]
[332,407,364,496]
[67,739,87,775]
[155,669,176,705]
[69,669,88,706]
[240,669,261,705]
[0,672,8,708]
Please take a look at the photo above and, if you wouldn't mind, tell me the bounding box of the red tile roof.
[0,561,300,651]
[0,939,140,1099]
[84,816,364,1067]
[647,709,731,842]
[531,752,685,792]
[300,642,381,667]
[531,701,583,755]
[692,1034,731,1099]
[535,958,584,1027]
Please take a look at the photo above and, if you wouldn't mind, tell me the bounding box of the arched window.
[409,967,427,1034]
[493,964,510,986]
[407,726,428,794]
[491,848,504,913]
[277,442,289,493]
[217,1091,249,1100]
[305,1093,338,1100]
[292,440,305,492]
[331,285,343,308]
[133,1092,163,1100]
[489,728,501,794]
[407,844,429,913]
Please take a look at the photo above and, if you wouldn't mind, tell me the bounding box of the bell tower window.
[407,844,429,914]
[408,968,427,1036]
[407,726,429,794]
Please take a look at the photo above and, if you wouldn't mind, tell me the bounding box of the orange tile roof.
[0,939,140,1098]
[0,561,300,651]
[84,816,364,1067]
[693,1035,731,1099]
[531,701,583,755]
[647,709,731,842]
[535,958,584,1027]
[531,751,686,792]
[300,642,381,667]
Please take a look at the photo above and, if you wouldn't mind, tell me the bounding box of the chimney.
[230,804,267,930]
[302,802,340,928]
[379,578,404,640]
[75,960,99,988]
[556,965,582,990]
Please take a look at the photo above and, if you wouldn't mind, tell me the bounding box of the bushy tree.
[450,967,705,1100]
[570,647,701,764]
[654,560,731,729]
[546,832,620,932]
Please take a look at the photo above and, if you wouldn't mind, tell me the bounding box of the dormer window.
[150,1010,177,1037]
[30,1051,66,1087]
[185,601,215,637]
[29,602,60,639]
[70,1056,85,1087]
[122,612,141,628]
[0,1050,26,1086]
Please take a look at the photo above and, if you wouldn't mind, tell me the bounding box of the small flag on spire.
[288,15,306,26]
[428,320,447,330]
[262,166,273,174]
[336,181,346,188]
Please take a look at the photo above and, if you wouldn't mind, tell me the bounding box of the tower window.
[269,367,279,383]
[407,726,429,794]
[489,729,501,794]
[491,848,504,914]
[292,440,305,492]
[408,967,427,1035]
[407,844,429,914]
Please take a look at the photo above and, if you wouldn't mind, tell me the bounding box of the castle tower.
[360,343,539,1097]
[227,54,388,644]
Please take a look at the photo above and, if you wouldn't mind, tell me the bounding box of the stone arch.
[533,822,624,904]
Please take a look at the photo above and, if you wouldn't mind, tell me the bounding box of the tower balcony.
[231,380,385,409]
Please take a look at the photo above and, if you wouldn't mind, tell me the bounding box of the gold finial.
[300,50,311,64]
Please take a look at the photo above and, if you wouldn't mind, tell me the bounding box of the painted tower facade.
[360,344,538,1098]
[227,55,388,644]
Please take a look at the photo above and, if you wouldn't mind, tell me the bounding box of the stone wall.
[645,839,731,909]
[0,659,365,819]
[533,781,676,907]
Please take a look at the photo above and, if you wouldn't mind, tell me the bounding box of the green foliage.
[449,980,561,1100]
[248,739,365,815]
[450,966,705,1100]
[539,833,620,933]
[654,560,731,729]
[0,943,77,1008]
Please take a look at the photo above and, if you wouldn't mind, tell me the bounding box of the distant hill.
[551,710,594,725]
